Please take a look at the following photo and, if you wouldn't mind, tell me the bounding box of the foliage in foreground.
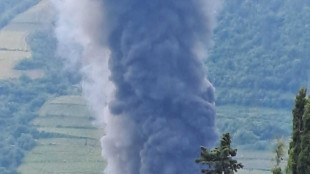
[287,88,306,174]
[196,133,243,174]
[287,88,310,174]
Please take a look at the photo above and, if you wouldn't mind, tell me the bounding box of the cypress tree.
[297,97,310,173]
[288,88,307,174]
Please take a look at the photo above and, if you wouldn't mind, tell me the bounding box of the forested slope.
[207,0,310,150]
[208,0,310,109]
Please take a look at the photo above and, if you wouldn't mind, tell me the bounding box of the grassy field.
[0,0,49,79]
[236,150,288,173]
[216,105,291,149]
[19,95,285,173]
[215,105,291,173]
[19,96,283,173]
[18,95,106,174]
[236,150,276,174]
[0,50,31,78]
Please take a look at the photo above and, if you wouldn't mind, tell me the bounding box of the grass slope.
[0,0,49,79]
[216,105,291,149]
[236,151,274,174]
[20,96,278,173]
[215,105,290,173]
[18,96,106,174]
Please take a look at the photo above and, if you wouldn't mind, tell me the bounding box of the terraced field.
[18,97,282,173]
[18,95,106,174]
[0,0,50,79]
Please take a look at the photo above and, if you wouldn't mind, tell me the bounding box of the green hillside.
[0,1,86,173]
[216,105,291,149]
[18,96,105,174]
[0,0,309,173]
[0,1,105,172]
[206,0,310,150]
[208,0,310,108]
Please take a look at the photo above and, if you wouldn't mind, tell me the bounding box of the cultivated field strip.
[18,95,106,174]
[0,0,51,79]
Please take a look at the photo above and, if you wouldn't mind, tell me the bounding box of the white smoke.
[52,0,114,126]
[52,1,132,172]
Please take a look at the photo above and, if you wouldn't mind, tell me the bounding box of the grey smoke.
[52,0,221,174]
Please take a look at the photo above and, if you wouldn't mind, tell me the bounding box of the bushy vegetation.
[0,30,80,173]
[207,0,310,109]
[271,138,285,174]
[0,0,41,29]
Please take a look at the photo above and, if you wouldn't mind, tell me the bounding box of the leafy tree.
[288,88,307,174]
[271,137,285,174]
[195,133,243,174]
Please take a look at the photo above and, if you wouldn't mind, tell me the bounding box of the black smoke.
[101,1,219,174]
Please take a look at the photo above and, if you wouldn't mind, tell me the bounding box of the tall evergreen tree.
[297,97,310,173]
[288,88,307,174]
[195,133,243,174]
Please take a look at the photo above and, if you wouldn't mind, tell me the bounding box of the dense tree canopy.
[207,0,310,109]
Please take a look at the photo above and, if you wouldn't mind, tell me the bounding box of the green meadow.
[18,96,106,174]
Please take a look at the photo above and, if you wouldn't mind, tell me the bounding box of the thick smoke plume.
[52,0,221,174]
